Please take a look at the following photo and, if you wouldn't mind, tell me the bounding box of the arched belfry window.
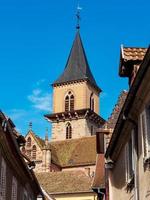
[27,137,31,147]
[90,93,94,111]
[32,145,37,160]
[66,123,72,139]
[65,91,74,112]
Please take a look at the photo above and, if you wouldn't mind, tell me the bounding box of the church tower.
[45,30,105,141]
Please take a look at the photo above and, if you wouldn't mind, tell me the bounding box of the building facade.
[105,46,150,200]
[0,111,44,200]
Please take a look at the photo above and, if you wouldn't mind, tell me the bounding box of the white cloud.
[28,89,52,112]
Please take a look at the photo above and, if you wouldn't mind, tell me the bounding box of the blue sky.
[0,0,149,138]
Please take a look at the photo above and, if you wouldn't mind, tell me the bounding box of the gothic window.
[90,93,94,111]
[66,123,72,139]
[32,145,37,160]
[65,91,74,112]
[70,95,74,111]
[0,158,6,200]
[11,176,17,200]
[27,137,31,147]
[65,96,69,112]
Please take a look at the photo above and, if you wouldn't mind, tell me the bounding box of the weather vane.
[76,3,82,30]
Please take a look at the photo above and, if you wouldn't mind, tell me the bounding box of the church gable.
[23,130,45,161]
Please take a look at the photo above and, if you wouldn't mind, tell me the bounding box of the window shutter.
[0,158,6,200]
[140,111,149,158]
[146,106,150,154]
[11,177,17,200]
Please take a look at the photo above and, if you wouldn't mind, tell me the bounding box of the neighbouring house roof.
[92,154,105,189]
[106,46,150,159]
[119,46,147,77]
[104,90,128,130]
[53,31,101,92]
[121,47,147,61]
[36,171,93,195]
[48,136,96,168]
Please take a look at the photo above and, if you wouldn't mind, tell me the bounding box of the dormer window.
[65,91,74,112]
[66,123,72,139]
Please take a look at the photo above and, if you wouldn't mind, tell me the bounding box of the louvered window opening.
[32,145,37,160]
[90,93,94,111]
[66,123,72,139]
[65,93,74,112]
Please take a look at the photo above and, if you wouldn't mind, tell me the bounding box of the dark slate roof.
[53,31,100,91]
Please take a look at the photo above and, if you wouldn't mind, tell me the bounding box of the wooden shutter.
[0,158,6,200]
[11,177,17,200]
[140,110,149,158]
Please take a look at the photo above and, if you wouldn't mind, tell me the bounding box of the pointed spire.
[53,31,101,92]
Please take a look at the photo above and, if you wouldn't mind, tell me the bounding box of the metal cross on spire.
[76,3,82,30]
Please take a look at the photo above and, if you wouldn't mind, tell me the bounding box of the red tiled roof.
[122,47,147,61]
[36,171,93,194]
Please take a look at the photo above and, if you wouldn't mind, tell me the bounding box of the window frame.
[140,107,150,163]
[66,123,72,139]
[65,91,74,112]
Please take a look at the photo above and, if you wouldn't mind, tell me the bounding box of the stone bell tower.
[45,30,105,141]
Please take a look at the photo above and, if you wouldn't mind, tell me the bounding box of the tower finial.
[29,122,32,131]
[76,3,82,30]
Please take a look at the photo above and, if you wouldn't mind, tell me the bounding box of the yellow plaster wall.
[53,81,99,114]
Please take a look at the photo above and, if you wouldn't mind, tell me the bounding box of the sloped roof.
[119,46,147,77]
[48,136,96,167]
[53,31,100,91]
[121,47,147,61]
[26,130,45,148]
[36,171,93,194]
[92,154,105,188]
[104,90,128,130]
